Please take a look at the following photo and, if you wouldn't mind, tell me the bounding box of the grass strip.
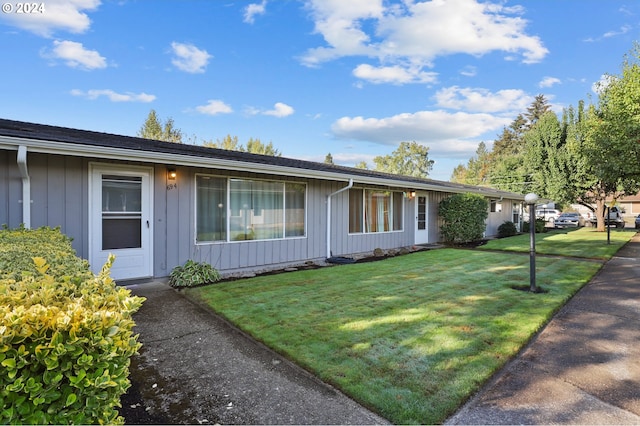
[480,227,634,259]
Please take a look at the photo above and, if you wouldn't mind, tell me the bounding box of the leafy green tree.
[354,161,368,169]
[137,109,183,143]
[578,49,640,230]
[324,153,334,164]
[450,163,468,183]
[451,142,491,185]
[203,135,281,156]
[522,111,566,198]
[203,134,241,150]
[373,141,434,178]
[245,138,281,156]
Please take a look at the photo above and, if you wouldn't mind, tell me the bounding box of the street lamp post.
[525,193,539,293]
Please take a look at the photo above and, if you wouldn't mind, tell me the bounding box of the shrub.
[0,225,90,280]
[169,260,221,288]
[497,221,518,238]
[522,218,547,233]
[0,227,144,425]
[438,193,489,244]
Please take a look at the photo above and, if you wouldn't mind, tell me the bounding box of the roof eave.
[0,135,525,200]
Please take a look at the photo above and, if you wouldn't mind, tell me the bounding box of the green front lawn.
[189,230,634,424]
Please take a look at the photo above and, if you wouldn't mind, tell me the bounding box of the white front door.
[415,193,429,244]
[90,164,153,280]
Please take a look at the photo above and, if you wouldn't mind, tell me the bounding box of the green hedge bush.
[438,193,489,244]
[497,221,518,238]
[522,218,547,233]
[0,226,144,425]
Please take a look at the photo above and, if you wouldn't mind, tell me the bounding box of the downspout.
[326,179,353,259]
[17,145,31,229]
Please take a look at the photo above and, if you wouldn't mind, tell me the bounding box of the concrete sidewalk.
[447,233,640,425]
[122,234,640,425]
[122,280,388,425]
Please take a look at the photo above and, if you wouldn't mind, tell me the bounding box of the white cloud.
[244,0,267,24]
[459,66,477,77]
[170,42,212,73]
[300,0,548,85]
[43,40,106,70]
[263,102,295,117]
[330,110,510,158]
[70,89,155,102]
[539,76,561,88]
[246,102,295,117]
[434,86,532,113]
[603,25,631,39]
[0,0,100,37]
[353,64,437,85]
[195,100,233,115]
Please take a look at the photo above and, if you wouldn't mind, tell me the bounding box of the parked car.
[554,212,585,228]
[635,214,640,229]
[590,206,625,228]
[536,208,561,223]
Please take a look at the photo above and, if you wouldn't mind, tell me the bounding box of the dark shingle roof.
[0,118,523,199]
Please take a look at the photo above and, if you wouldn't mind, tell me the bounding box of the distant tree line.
[139,110,436,178]
[451,44,640,231]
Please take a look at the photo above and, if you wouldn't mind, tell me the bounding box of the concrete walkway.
[123,280,388,425]
[123,234,640,425]
[447,233,640,425]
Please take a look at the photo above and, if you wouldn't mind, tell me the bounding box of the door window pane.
[417,196,427,231]
[102,218,141,249]
[102,175,142,212]
[101,175,142,250]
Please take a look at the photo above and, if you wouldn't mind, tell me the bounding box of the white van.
[536,208,561,223]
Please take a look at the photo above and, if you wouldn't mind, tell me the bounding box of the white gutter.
[16,145,30,228]
[326,179,353,259]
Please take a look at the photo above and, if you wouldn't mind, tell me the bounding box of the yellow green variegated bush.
[0,226,145,425]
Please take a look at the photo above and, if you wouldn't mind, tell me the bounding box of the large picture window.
[196,175,306,243]
[349,188,403,234]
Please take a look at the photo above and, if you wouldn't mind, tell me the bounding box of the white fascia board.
[0,135,524,200]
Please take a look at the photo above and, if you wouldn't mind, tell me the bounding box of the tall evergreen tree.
[524,94,552,129]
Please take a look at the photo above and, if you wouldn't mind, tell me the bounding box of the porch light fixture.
[167,168,177,180]
[524,193,539,292]
[406,191,416,199]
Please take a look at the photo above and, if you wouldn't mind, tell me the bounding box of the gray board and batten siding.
[0,118,524,279]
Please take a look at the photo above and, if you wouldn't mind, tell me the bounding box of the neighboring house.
[0,118,524,281]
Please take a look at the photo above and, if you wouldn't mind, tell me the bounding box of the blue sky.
[1,1,638,181]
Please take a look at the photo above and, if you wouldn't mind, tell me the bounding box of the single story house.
[0,118,525,281]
